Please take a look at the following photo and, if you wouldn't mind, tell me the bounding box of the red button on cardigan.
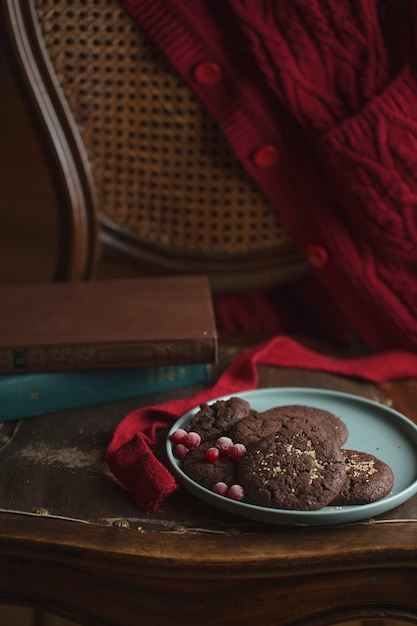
[193,62,222,85]
[306,244,329,269]
[252,145,279,168]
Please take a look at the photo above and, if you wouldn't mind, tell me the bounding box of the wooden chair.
[0,0,309,292]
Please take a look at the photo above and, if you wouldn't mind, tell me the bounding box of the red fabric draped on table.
[106,336,417,513]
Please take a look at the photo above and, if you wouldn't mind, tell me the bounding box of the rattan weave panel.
[34,0,296,257]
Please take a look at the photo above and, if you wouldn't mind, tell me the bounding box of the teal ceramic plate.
[166,388,417,526]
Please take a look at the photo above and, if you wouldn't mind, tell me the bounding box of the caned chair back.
[1,0,309,292]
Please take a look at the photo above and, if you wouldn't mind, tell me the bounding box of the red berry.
[170,429,187,445]
[216,436,233,456]
[230,443,247,461]
[173,443,189,459]
[205,447,220,463]
[227,484,245,501]
[213,482,229,496]
[185,431,201,449]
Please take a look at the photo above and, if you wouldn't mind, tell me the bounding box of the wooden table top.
[1,337,417,625]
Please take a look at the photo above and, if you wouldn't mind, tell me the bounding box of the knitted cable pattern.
[318,66,417,315]
[230,0,417,340]
[229,0,390,136]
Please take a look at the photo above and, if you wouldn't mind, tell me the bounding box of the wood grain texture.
[1,514,417,625]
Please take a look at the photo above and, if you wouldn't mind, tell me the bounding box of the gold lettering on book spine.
[30,347,96,369]
[0,347,96,372]
[0,350,12,371]
[0,339,210,372]
[96,342,202,365]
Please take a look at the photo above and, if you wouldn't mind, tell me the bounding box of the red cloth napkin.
[106,335,417,513]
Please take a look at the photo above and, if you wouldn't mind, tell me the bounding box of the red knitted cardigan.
[119,0,417,352]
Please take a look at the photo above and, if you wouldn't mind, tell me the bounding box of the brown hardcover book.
[0,276,218,374]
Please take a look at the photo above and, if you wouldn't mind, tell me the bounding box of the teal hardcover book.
[0,364,210,421]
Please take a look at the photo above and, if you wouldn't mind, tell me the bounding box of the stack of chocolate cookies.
[178,397,394,511]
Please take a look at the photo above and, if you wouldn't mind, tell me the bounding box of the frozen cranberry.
[227,484,245,501]
[173,443,189,459]
[205,447,220,463]
[170,429,188,445]
[213,482,229,496]
[185,431,201,449]
[216,436,233,456]
[230,443,247,461]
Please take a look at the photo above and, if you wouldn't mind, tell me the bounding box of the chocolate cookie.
[331,450,394,505]
[238,420,346,511]
[182,439,239,489]
[186,397,252,442]
[229,404,348,447]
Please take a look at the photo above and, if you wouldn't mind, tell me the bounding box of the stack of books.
[0,276,217,420]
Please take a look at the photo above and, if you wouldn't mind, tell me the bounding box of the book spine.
[0,364,210,421]
[0,338,217,373]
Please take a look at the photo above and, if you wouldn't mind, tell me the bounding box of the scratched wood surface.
[1,361,416,530]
